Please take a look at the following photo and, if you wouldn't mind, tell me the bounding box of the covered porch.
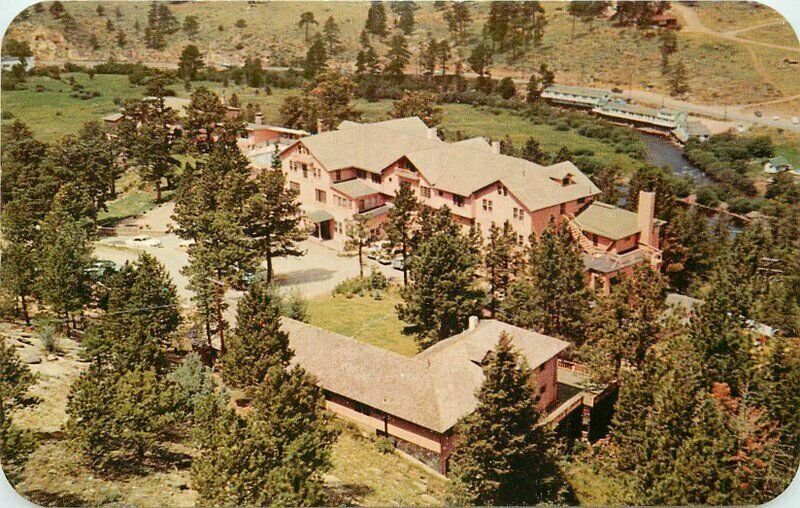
[306,210,335,241]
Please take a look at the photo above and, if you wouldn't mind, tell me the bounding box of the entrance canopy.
[306,210,334,223]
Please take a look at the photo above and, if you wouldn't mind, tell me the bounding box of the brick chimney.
[637,191,656,247]
[254,112,264,125]
[468,315,479,331]
[491,141,500,154]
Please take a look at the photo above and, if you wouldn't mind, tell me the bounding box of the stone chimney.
[427,127,438,140]
[254,112,264,125]
[468,315,479,331]
[491,141,500,154]
[637,191,656,247]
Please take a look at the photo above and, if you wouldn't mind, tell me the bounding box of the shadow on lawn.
[16,489,90,507]
[326,481,375,505]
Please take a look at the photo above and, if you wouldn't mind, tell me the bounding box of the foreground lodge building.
[283,316,613,475]
[272,117,662,292]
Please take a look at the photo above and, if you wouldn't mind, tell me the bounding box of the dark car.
[754,111,763,118]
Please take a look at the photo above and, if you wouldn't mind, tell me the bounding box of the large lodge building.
[283,315,613,475]
[270,116,663,293]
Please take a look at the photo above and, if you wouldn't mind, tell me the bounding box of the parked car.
[754,111,762,117]
[773,116,780,121]
[241,269,269,287]
[126,235,161,247]
[392,254,408,272]
[366,240,391,260]
[86,259,121,279]
[792,117,799,125]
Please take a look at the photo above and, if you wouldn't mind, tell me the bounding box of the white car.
[126,235,162,248]
[773,116,780,121]
[792,117,799,125]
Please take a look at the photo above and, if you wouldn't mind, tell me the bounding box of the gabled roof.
[574,202,640,240]
[296,117,442,173]
[405,145,599,210]
[453,137,493,151]
[331,179,380,199]
[284,317,569,433]
[543,84,609,98]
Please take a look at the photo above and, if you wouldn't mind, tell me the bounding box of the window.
[335,195,350,208]
[301,163,308,178]
[578,197,586,204]
[298,145,308,155]
[420,186,431,198]
[357,169,366,179]
[289,161,297,172]
[453,195,465,207]
[513,207,524,221]
[560,203,566,215]
[289,181,300,193]
[335,170,342,182]
[438,190,444,197]
[518,234,524,245]
[315,189,327,203]
[313,167,321,178]
[498,184,507,196]
[482,199,493,212]
[371,173,381,184]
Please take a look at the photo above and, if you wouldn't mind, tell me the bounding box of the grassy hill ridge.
[5,1,799,105]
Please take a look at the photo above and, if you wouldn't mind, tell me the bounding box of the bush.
[1,110,14,119]
[374,436,395,454]
[695,185,720,207]
[281,289,309,322]
[37,324,59,354]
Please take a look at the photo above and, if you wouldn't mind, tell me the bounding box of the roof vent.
[468,315,479,331]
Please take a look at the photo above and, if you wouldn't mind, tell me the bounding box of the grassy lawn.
[5,2,798,105]
[307,289,418,357]
[693,2,788,33]
[329,421,446,506]
[97,189,175,226]
[1,73,146,143]
[738,21,800,47]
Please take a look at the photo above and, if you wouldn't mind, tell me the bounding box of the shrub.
[38,324,59,354]
[375,437,395,454]
[1,110,14,119]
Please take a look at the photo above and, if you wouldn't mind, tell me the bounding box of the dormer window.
[550,173,575,187]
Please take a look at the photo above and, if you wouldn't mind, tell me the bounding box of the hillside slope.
[4,1,799,105]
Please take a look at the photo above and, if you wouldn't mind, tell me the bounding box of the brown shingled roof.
[284,317,569,433]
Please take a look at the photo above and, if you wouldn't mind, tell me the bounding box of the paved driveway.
[93,202,400,325]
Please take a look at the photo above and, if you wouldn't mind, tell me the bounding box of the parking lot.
[93,202,401,325]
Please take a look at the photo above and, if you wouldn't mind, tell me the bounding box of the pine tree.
[184,86,229,153]
[485,221,522,316]
[383,33,410,81]
[222,282,292,389]
[581,264,666,383]
[36,210,93,325]
[365,1,388,37]
[303,34,328,78]
[65,365,181,469]
[499,222,589,343]
[384,181,418,286]
[690,265,755,396]
[194,330,337,505]
[669,60,690,96]
[0,337,38,483]
[298,11,318,43]
[104,253,181,340]
[118,96,178,202]
[183,15,200,38]
[399,207,483,348]
[448,333,562,505]
[443,2,471,45]
[178,44,204,81]
[322,16,341,54]
[345,213,371,278]
[245,167,306,283]
[520,136,548,164]
[593,163,623,205]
